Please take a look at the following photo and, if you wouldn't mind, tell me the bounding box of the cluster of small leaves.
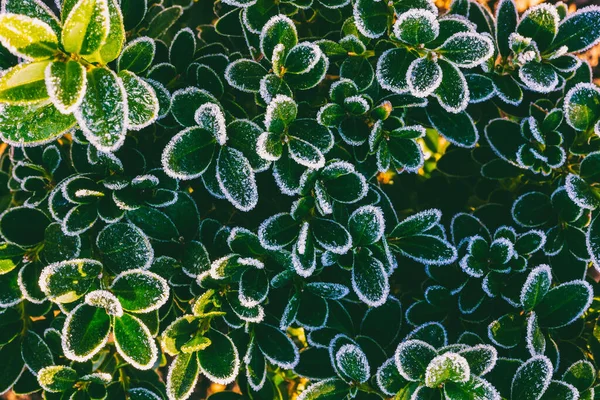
[1,0,600,398]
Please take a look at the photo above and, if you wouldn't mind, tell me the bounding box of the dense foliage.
[0,0,600,398]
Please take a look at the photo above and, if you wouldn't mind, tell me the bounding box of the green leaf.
[562,360,595,391]
[0,61,49,104]
[564,83,600,131]
[352,251,389,307]
[0,243,25,275]
[260,15,298,61]
[487,313,521,349]
[311,218,352,254]
[146,6,182,38]
[394,9,439,45]
[434,59,468,113]
[255,323,299,369]
[170,87,219,127]
[45,60,86,113]
[426,102,478,147]
[395,339,437,381]
[169,28,196,73]
[549,6,600,53]
[436,32,493,68]
[62,302,111,361]
[511,356,553,400]
[110,269,169,313]
[495,0,518,58]
[390,209,441,237]
[538,381,579,400]
[265,94,297,133]
[284,42,322,74]
[119,70,159,130]
[354,0,389,39]
[224,59,268,93]
[37,365,77,393]
[512,192,553,227]
[75,67,127,152]
[376,47,418,94]
[0,206,49,247]
[118,37,155,74]
[521,265,552,311]
[444,376,500,400]
[0,101,76,146]
[348,205,385,246]
[162,127,216,180]
[114,313,158,370]
[216,146,258,212]
[91,0,124,63]
[484,118,526,165]
[166,352,200,400]
[407,57,442,98]
[96,223,153,274]
[21,330,53,374]
[536,280,593,328]
[0,14,58,59]
[197,329,239,384]
[62,0,109,55]
[258,213,299,250]
[335,344,370,383]
[393,234,457,265]
[457,345,497,376]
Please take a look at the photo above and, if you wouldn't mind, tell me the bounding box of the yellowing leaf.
[0,13,58,60]
[0,61,50,104]
[62,0,110,56]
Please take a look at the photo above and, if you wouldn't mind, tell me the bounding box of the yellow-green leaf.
[0,13,58,59]
[62,0,110,56]
[0,61,50,104]
[87,0,125,64]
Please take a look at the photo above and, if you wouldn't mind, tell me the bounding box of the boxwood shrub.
[0,0,599,398]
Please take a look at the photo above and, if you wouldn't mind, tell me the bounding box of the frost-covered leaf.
[117,37,155,74]
[21,330,53,373]
[110,269,168,313]
[45,60,86,114]
[75,67,127,152]
[376,47,417,94]
[549,5,600,53]
[434,59,469,113]
[458,345,497,376]
[352,251,389,307]
[426,102,478,147]
[496,0,518,58]
[96,223,153,273]
[37,365,77,392]
[0,61,49,104]
[353,0,389,39]
[114,312,157,370]
[0,14,58,60]
[407,57,442,98]
[216,147,258,212]
[511,356,553,400]
[436,32,494,68]
[393,9,439,45]
[197,329,240,384]
[395,339,437,381]
[562,360,595,391]
[62,0,110,55]
[62,302,111,361]
[296,378,350,400]
[519,62,558,93]
[260,15,298,61]
[224,59,267,93]
[424,352,470,388]
[265,95,297,133]
[311,218,352,254]
[520,265,552,311]
[535,280,593,328]
[335,344,370,383]
[119,71,158,130]
[167,352,200,400]
[517,4,559,51]
[564,83,600,132]
[348,205,385,246]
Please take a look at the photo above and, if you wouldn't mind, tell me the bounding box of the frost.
[424,352,470,387]
[238,257,264,269]
[315,182,333,215]
[194,103,227,146]
[85,290,123,316]
[256,132,281,162]
[525,312,545,356]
